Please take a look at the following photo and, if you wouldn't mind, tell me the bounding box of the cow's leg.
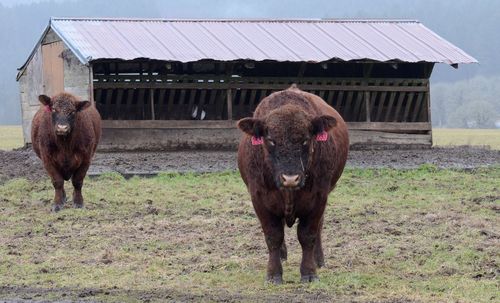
[253,200,285,284]
[297,198,327,282]
[314,215,325,268]
[71,162,90,208]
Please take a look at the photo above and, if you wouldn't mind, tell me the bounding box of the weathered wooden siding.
[19,28,90,144]
[97,121,431,151]
[19,45,44,143]
[63,48,90,100]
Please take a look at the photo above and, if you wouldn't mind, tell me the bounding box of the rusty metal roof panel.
[40,18,481,65]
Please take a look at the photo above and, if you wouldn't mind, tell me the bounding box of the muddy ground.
[0,147,498,183]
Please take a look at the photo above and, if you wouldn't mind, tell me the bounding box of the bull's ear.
[311,115,337,135]
[76,100,91,112]
[237,118,266,137]
[38,95,52,106]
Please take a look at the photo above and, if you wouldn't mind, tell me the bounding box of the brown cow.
[237,85,349,284]
[31,92,101,212]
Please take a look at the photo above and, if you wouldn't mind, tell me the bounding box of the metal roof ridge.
[50,17,420,23]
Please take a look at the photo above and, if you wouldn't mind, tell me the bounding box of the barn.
[17,17,477,150]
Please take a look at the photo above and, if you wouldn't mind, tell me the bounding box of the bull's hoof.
[266,274,283,285]
[300,274,319,283]
[280,244,288,261]
[316,258,325,268]
[52,204,63,212]
[73,202,84,209]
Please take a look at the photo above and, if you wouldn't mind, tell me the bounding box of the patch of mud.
[0,146,498,182]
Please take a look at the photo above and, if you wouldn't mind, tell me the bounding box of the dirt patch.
[0,146,498,182]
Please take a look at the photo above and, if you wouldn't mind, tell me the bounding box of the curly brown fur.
[31,92,101,212]
[237,85,349,283]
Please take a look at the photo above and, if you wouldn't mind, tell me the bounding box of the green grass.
[0,125,23,150]
[0,167,498,302]
[433,128,500,150]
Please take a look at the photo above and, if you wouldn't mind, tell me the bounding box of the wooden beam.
[94,82,428,92]
[102,120,236,129]
[346,122,431,131]
[102,120,431,132]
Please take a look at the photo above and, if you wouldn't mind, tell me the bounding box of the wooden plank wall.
[93,75,429,124]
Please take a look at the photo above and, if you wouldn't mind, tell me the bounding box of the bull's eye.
[267,139,275,146]
[303,140,309,146]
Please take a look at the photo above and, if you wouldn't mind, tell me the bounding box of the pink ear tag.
[251,136,264,145]
[44,105,51,113]
[316,131,328,142]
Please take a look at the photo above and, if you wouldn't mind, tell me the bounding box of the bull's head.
[38,94,91,136]
[238,105,336,190]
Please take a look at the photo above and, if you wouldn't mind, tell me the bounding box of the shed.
[17,18,477,150]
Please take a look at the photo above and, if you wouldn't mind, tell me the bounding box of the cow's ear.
[311,115,337,135]
[38,95,52,107]
[76,100,91,112]
[237,118,266,137]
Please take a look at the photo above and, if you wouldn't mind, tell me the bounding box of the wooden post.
[150,88,155,120]
[88,64,95,106]
[363,64,373,122]
[227,88,233,120]
[365,89,371,122]
[225,63,234,121]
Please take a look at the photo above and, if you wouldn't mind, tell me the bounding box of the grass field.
[0,167,498,302]
[433,128,500,150]
[1,126,500,150]
[0,125,23,150]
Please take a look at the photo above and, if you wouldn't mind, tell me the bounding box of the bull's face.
[238,106,336,190]
[38,94,90,137]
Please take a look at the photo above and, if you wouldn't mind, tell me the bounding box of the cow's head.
[238,105,336,190]
[38,94,91,136]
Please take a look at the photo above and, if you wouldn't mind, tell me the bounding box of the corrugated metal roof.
[19,17,478,75]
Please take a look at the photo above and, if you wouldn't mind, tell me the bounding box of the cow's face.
[38,94,91,136]
[238,105,336,190]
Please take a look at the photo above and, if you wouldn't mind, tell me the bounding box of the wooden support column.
[363,64,373,122]
[227,89,233,120]
[226,63,234,120]
[150,88,155,120]
[365,89,371,122]
[88,64,94,106]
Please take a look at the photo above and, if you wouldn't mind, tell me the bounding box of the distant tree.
[447,100,496,128]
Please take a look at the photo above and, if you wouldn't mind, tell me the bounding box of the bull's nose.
[281,174,300,187]
[56,124,69,131]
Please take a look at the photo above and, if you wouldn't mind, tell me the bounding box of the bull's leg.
[314,215,325,268]
[51,175,65,212]
[280,219,288,261]
[253,201,285,284]
[71,162,90,208]
[297,199,327,282]
[43,163,65,212]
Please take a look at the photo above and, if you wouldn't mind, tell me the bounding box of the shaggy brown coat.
[31,92,101,211]
[237,86,349,283]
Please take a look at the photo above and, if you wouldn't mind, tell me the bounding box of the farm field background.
[1,125,500,150]
[0,167,499,302]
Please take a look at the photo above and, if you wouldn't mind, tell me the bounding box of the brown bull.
[31,92,101,212]
[237,85,349,283]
